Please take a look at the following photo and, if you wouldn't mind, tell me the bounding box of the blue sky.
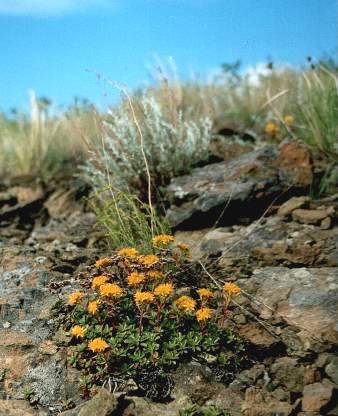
[0,0,336,112]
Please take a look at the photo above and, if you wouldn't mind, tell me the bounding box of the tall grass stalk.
[91,187,169,251]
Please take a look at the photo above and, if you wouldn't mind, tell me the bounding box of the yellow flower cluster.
[152,234,174,247]
[92,275,109,289]
[196,307,213,322]
[147,270,165,280]
[134,291,155,305]
[138,254,159,266]
[127,272,146,286]
[95,258,110,268]
[99,283,123,298]
[71,325,86,338]
[176,243,190,252]
[197,288,213,299]
[117,247,139,258]
[265,121,279,136]
[88,300,100,315]
[66,238,248,374]
[175,295,196,312]
[284,115,294,126]
[88,338,109,353]
[223,282,241,296]
[154,283,174,298]
[68,292,83,305]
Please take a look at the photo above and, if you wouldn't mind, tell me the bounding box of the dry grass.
[0,92,99,180]
[0,60,336,184]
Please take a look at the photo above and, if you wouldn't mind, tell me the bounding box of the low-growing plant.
[55,235,246,400]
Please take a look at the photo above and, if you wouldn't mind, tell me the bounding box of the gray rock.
[292,208,331,225]
[0,400,45,415]
[78,388,117,416]
[166,145,280,228]
[60,389,117,416]
[124,393,191,416]
[241,387,293,415]
[239,267,338,346]
[270,357,315,392]
[166,142,314,229]
[325,356,338,385]
[302,379,334,412]
[277,196,310,217]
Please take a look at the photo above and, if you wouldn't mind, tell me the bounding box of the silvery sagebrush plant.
[83,93,212,191]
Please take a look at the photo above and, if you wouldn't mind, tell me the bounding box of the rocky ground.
[0,139,337,415]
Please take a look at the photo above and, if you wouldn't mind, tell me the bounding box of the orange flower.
[264,121,279,136]
[138,254,159,266]
[95,258,110,268]
[92,275,109,289]
[284,115,294,126]
[68,292,83,305]
[196,307,213,322]
[71,325,86,338]
[117,247,139,258]
[127,272,146,286]
[147,270,165,280]
[152,234,174,247]
[134,291,155,305]
[88,338,109,353]
[197,288,213,300]
[154,283,174,298]
[223,282,241,296]
[174,295,196,312]
[99,283,123,298]
[176,242,190,252]
[88,300,100,315]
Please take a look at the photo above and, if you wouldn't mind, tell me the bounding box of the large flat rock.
[240,267,338,345]
[166,141,313,229]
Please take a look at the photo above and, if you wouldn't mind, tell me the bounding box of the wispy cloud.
[0,0,119,16]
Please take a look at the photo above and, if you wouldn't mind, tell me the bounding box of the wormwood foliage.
[83,93,212,191]
[56,236,246,399]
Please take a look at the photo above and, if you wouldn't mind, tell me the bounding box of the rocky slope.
[0,140,337,415]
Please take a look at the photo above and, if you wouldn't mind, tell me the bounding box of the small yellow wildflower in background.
[68,292,83,305]
[92,275,109,289]
[197,288,213,300]
[223,282,241,296]
[196,307,213,322]
[99,283,123,298]
[176,243,190,252]
[88,338,109,353]
[152,234,174,247]
[95,258,110,268]
[154,283,174,298]
[264,121,279,136]
[127,272,146,286]
[88,300,100,315]
[71,325,86,338]
[134,291,155,305]
[147,270,165,280]
[175,295,196,312]
[284,115,294,126]
[117,247,139,258]
[138,254,159,266]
